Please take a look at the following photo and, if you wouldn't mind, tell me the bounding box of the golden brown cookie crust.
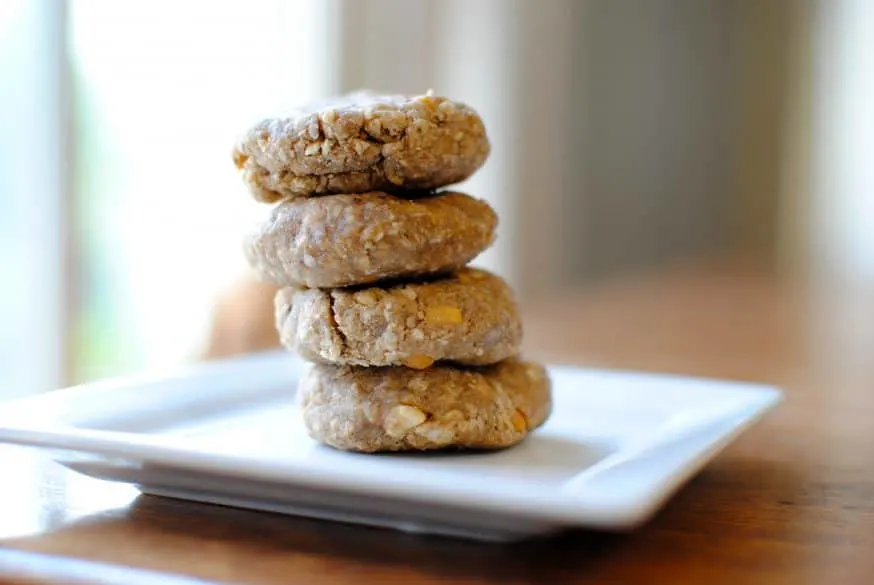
[244,191,497,289]
[275,268,522,367]
[233,91,491,202]
[299,359,552,453]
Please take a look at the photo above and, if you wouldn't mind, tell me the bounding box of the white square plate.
[0,351,780,542]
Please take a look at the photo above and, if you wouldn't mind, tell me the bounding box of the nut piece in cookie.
[233,90,491,202]
[299,359,552,452]
[245,191,497,289]
[275,268,522,367]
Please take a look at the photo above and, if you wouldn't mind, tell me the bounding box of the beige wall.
[561,0,804,283]
[564,0,739,283]
[333,0,801,294]
[733,0,794,265]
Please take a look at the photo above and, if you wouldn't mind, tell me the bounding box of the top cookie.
[232,91,491,202]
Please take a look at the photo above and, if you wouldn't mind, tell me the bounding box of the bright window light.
[69,0,330,381]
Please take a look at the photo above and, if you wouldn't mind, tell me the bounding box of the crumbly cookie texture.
[233,91,491,202]
[299,359,552,452]
[275,268,521,368]
[244,191,497,289]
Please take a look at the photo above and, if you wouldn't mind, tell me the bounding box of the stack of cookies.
[233,91,552,453]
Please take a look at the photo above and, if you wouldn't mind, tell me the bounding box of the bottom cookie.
[298,358,552,453]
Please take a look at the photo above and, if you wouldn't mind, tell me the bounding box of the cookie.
[275,268,521,368]
[244,191,497,289]
[299,359,552,452]
[233,91,491,202]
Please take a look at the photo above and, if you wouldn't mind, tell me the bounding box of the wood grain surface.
[2,258,874,584]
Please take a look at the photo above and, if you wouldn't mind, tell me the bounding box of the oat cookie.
[244,191,497,289]
[275,268,521,368]
[299,359,552,452]
[233,91,491,202]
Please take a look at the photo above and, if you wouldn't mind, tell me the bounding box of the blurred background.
[1,0,872,397]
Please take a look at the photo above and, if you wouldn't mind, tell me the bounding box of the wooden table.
[2,259,874,584]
